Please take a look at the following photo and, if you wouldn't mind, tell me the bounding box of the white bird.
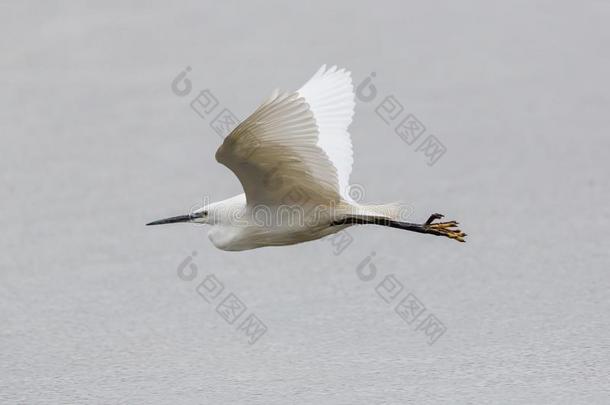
[147,65,466,250]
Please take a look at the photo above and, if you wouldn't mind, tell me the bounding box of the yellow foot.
[424,213,467,242]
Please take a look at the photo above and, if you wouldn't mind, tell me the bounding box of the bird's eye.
[203,211,208,216]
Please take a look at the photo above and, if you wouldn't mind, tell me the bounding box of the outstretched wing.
[215,65,356,207]
[298,65,356,201]
[215,90,341,206]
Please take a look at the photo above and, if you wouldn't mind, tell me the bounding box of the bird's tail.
[346,201,411,221]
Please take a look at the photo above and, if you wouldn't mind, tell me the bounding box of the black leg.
[425,213,444,225]
[331,214,467,242]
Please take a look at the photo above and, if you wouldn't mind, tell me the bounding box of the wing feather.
[298,65,356,201]
[215,91,340,206]
[216,65,356,207]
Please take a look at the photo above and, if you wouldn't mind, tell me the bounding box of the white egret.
[148,65,466,250]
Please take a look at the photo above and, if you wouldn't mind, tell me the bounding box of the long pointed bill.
[146,213,198,226]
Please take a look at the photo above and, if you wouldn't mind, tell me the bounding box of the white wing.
[215,65,356,207]
[298,65,356,201]
[215,90,341,206]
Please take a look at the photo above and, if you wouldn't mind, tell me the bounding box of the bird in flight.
[148,65,466,250]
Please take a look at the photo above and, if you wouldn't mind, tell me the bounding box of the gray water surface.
[1,1,609,404]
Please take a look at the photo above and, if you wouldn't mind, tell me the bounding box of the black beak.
[146,212,202,226]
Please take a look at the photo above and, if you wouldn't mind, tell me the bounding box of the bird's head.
[146,206,211,226]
